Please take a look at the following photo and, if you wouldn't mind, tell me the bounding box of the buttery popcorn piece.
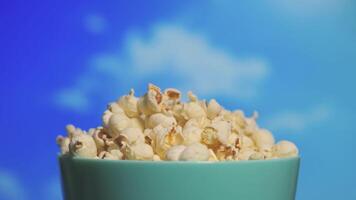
[118,89,139,117]
[165,145,186,161]
[138,84,163,116]
[118,128,145,145]
[108,113,131,137]
[207,99,222,120]
[182,126,202,145]
[67,126,97,158]
[98,150,123,160]
[252,129,275,152]
[273,140,299,158]
[56,135,70,154]
[146,113,177,129]
[125,143,154,160]
[152,125,184,157]
[179,143,210,161]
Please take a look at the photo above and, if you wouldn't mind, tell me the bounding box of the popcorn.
[56,135,70,154]
[237,148,257,160]
[211,120,232,146]
[242,135,255,148]
[201,120,231,148]
[118,128,145,145]
[165,145,186,161]
[181,92,207,120]
[162,88,181,111]
[102,110,113,128]
[249,152,265,160]
[152,125,184,158]
[108,113,131,137]
[152,154,161,161]
[179,143,210,161]
[118,89,139,117]
[125,143,154,160]
[92,127,110,153]
[108,102,125,114]
[138,84,163,116]
[129,117,145,132]
[201,126,219,148]
[273,140,299,158]
[67,125,97,158]
[56,84,299,161]
[252,129,275,152]
[185,116,211,129]
[98,150,123,160]
[208,149,219,161]
[182,125,202,145]
[207,99,222,120]
[146,113,177,129]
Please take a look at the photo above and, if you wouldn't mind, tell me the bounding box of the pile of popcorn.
[57,84,298,161]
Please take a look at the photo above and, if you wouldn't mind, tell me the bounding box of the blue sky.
[1,0,356,199]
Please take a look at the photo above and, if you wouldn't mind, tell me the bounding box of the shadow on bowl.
[59,155,300,200]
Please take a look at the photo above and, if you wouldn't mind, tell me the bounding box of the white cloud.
[264,104,331,133]
[55,89,89,112]
[0,170,26,200]
[84,14,108,34]
[55,24,269,111]
[128,26,268,97]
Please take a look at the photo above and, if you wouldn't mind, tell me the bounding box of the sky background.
[1,0,356,199]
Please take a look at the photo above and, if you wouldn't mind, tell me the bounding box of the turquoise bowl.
[59,155,300,200]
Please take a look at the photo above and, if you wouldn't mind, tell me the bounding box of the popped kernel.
[108,113,131,137]
[92,127,111,153]
[207,99,222,120]
[56,135,70,154]
[118,128,145,145]
[252,129,275,152]
[249,152,265,160]
[152,125,184,158]
[118,89,139,117]
[165,145,186,161]
[162,88,181,111]
[237,148,257,160]
[67,126,97,158]
[208,149,219,161]
[125,143,154,160]
[273,140,299,158]
[184,117,211,129]
[146,113,177,129]
[152,154,162,161]
[181,92,207,120]
[182,125,202,145]
[201,126,219,148]
[211,120,232,145]
[138,83,163,116]
[108,102,125,114]
[98,150,123,160]
[179,143,210,161]
[56,84,299,161]
[129,117,145,132]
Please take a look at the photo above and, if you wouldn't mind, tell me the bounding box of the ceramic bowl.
[59,155,300,200]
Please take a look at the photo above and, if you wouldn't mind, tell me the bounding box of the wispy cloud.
[0,170,26,200]
[264,104,331,133]
[54,24,269,112]
[84,14,108,34]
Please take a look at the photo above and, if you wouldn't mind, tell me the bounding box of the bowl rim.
[59,155,300,165]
